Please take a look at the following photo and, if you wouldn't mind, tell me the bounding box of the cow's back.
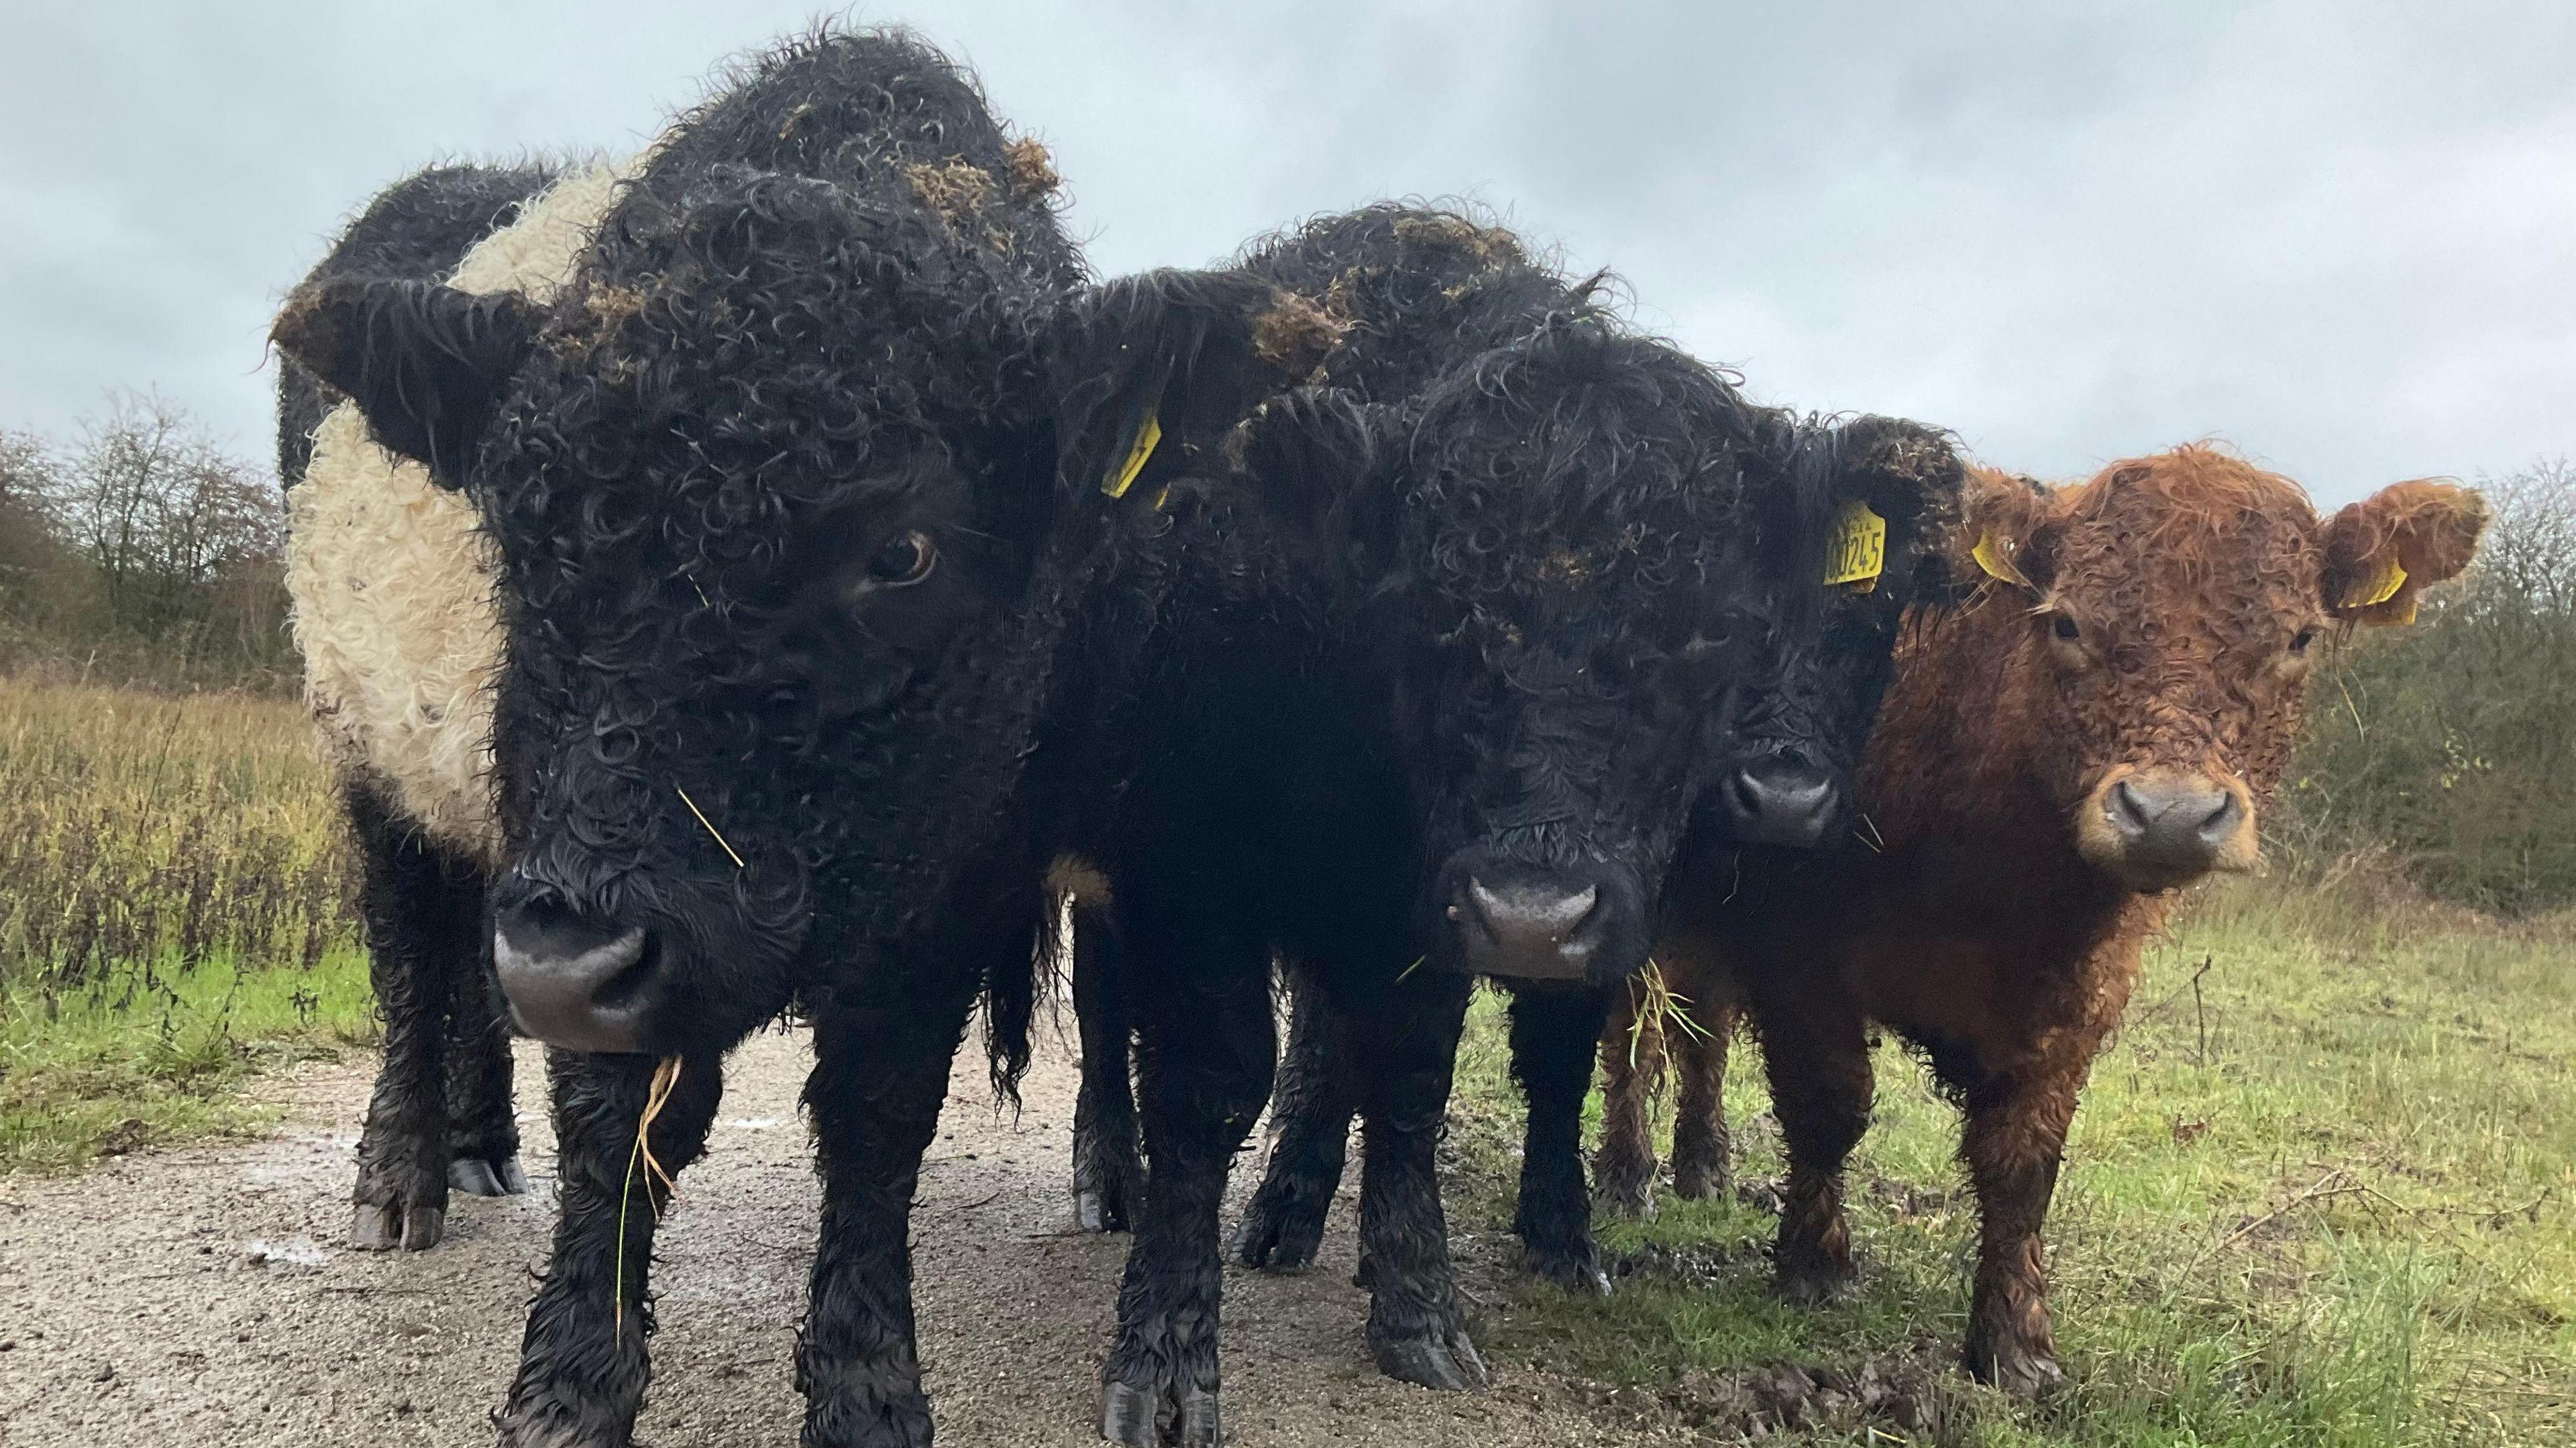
[282,161,623,860]
[1240,205,1581,404]
[644,31,1075,271]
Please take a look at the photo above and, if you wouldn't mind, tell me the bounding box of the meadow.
[0,680,373,1170]
[1,672,2569,1445]
[1448,879,2576,1445]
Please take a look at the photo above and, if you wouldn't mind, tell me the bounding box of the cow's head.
[1707,415,1967,850]
[274,171,1326,1058]
[1254,319,1960,987]
[1960,448,2484,892]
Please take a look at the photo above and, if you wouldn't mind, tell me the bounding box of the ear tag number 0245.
[1821,501,1886,589]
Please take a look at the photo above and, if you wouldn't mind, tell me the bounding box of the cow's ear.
[1820,416,1964,602]
[1046,270,1345,506]
[1951,463,2057,598]
[2319,479,2487,626]
[1233,386,1396,541]
[272,278,540,486]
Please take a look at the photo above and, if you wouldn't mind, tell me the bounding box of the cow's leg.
[1668,997,1740,1203]
[495,1046,724,1447]
[442,886,529,1199]
[1100,913,1275,1448]
[1507,984,1613,1292]
[344,783,474,1251]
[1070,895,1144,1235]
[796,957,987,1448]
[1232,964,1355,1273]
[1345,968,1484,1391]
[1953,1054,2085,1398]
[1754,985,1873,1304]
[1590,976,1662,1219]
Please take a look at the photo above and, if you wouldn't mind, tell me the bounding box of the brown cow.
[1595,447,2485,1394]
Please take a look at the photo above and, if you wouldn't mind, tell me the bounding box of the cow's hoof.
[351,1201,444,1252]
[1538,1264,1613,1296]
[1073,1135,1143,1234]
[1504,1226,1607,1298]
[1670,1165,1731,1203]
[1523,1244,1612,1296]
[1591,1172,1657,1221]
[449,1156,529,1196]
[1970,1335,2065,1399]
[1074,1176,1138,1234]
[1231,1188,1327,1273]
[1773,1258,1855,1306]
[1370,1325,1489,1392]
[1099,1378,1219,1447]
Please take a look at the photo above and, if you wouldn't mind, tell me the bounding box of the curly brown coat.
[1599,446,2486,1396]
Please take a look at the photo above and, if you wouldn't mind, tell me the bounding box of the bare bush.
[2285,459,2576,912]
[0,396,291,689]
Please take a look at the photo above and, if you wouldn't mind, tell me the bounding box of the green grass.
[0,944,377,1171]
[1447,879,2576,1445]
[0,679,372,1172]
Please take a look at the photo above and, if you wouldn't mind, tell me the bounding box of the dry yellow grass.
[0,679,371,1170]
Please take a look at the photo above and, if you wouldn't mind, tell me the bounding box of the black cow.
[1038,208,1962,1442]
[272,30,1330,1448]
[1221,250,1970,1299]
[278,162,561,1252]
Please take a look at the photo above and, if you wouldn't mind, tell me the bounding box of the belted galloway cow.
[273,29,1332,1447]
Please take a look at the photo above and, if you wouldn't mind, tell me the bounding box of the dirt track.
[0,1023,1659,1446]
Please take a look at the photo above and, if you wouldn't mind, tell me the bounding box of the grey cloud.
[2,1,2568,504]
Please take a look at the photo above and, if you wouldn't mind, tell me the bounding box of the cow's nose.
[492,901,663,1054]
[1719,760,1840,848]
[2104,775,2241,882]
[1450,877,1605,981]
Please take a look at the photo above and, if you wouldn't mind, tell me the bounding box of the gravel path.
[0,1021,1657,1446]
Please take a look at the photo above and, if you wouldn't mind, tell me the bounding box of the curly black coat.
[1050,206,1964,1435]
[274,30,1327,1448]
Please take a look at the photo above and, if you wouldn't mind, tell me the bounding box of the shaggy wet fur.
[274,30,1330,1448]
[1055,205,1964,1430]
[1603,451,2486,1395]
[278,162,561,1254]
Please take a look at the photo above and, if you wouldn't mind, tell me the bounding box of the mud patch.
[1003,137,1061,201]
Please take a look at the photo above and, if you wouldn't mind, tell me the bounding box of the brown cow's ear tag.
[1821,501,1886,590]
[2342,552,2408,612]
[1972,530,2033,589]
[1102,407,1163,500]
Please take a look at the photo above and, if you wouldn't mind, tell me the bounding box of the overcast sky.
[3,1,2570,505]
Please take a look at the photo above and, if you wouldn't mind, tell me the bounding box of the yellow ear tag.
[1820,501,1886,588]
[2343,553,2408,610]
[1972,530,2032,588]
[1102,408,1163,500]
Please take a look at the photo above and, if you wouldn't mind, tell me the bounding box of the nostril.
[1462,877,1600,939]
[1725,770,1764,820]
[586,931,660,1009]
[2194,791,2242,842]
[2110,779,2153,836]
[1463,877,1499,932]
[1558,885,1601,935]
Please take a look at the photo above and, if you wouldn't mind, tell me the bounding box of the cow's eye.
[863,530,938,588]
[2289,625,2318,654]
[2050,612,2082,642]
